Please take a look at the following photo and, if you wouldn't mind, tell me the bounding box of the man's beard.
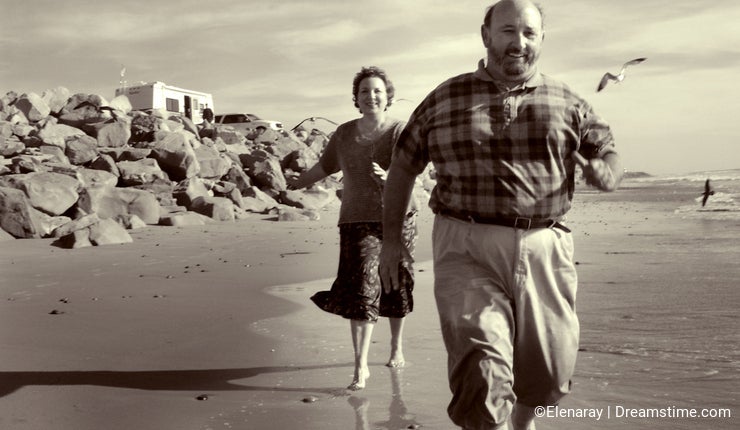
[490,47,539,78]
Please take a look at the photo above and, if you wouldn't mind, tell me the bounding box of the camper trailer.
[115,81,214,124]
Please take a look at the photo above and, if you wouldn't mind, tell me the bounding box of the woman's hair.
[352,66,395,112]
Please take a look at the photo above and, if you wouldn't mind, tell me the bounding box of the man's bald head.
[484,0,545,30]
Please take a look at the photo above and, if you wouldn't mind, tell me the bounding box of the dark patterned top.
[394,59,617,220]
[319,117,406,224]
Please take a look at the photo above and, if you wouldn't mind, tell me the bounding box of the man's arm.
[574,151,623,191]
[380,161,418,292]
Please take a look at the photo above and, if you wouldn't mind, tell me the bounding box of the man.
[379,1,622,429]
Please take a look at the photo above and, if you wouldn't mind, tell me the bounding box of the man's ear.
[481,25,491,48]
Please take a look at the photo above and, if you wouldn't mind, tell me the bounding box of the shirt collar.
[474,58,543,90]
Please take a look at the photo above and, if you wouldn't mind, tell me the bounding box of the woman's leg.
[349,319,374,390]
[386,317,405,367]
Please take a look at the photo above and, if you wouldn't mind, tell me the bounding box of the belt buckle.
[514,217,531,230]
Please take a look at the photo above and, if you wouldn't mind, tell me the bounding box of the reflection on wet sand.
[349,368,421,430]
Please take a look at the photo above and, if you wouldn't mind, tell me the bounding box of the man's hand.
[573,152,620,191]
[379,241,412,293]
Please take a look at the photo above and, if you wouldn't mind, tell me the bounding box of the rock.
[150,131,201,181]
[88,217,133,245]
[116,158,168,186]
[98,146,151,162]
[117,214,147,230]
[277,206,320,222]
[240,150,286,196]
[222,165,252,195]
[40,86,71,115]
[39,145,70,164]
[159,211,210,227]
[51,213,101,238]
[65,134,99,165]
[77,186,161,225]
[88,153,120,177]
[194,144,231,179]
[0,135,25,157]
[285,146,319,173]
[279,187,336,210]
[129,113,164,145]
[190,196,235,222]
[0,172,80,216]
[36,123,86,149]
[14,92,51,122]
[241,186,279,213]
[212,181,244,209]
[0,186,42,238]
[76,167,118,189]
[56,228,93,248]
[107,95,132,115]
[0,228,15,241]
[93,118,132,148]
[173,177,210,208]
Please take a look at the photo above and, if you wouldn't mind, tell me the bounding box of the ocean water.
[633,168,740,219]
[564,168,740,429]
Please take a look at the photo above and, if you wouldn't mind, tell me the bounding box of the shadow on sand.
[0,363,354,398]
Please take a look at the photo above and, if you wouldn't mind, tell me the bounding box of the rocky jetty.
[1,87,431,247]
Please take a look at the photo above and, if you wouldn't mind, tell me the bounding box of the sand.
[1,179,738,430]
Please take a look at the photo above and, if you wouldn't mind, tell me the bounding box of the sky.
[2,0,739,175]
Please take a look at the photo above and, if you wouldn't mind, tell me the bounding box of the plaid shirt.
[394,60,616,220]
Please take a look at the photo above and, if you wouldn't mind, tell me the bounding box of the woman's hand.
[372,162,388,183]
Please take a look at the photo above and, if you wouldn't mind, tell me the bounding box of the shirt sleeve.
[576,100,617,159]
[392,100,432,175]
[318,128,341,175]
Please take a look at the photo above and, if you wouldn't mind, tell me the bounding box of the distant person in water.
[288,66,418,390]
[702,178,715,207]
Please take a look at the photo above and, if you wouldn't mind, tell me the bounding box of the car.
[213,113,283,135]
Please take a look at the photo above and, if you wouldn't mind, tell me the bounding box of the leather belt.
[438,210,571,232]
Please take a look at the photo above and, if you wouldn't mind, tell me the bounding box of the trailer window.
[166,98,180,112]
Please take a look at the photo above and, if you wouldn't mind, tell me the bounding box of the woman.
[288,66,417,391]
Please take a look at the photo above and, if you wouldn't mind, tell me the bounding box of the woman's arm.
[287,162,329,190]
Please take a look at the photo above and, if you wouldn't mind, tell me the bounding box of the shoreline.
[1,180,738,429]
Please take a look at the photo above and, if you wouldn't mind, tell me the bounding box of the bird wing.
[702,194,710,207]
[597,73,618,92]
[623,57,647,68]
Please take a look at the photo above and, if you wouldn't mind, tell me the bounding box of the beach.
[1,174,738,430]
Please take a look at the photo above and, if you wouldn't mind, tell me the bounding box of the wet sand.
[1,180,738,429]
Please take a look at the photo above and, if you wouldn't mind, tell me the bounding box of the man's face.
[482,2,544,82]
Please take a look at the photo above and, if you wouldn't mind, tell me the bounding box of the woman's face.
[357,76,388,115]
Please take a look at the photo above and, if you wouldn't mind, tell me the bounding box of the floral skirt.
[310,215,417,322]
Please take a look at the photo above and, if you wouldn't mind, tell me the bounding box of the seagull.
[701,178,715,207]
[597,57,647,92]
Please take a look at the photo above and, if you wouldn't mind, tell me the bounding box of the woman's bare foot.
[386,347,405,368]
[347,367,370,391]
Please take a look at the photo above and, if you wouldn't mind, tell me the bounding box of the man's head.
[481,0,545,83]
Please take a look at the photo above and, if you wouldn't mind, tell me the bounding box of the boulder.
[194,144,231,179]
[39,145,70,164]
[279,187,336,210]
[36,123,86,149]
[51,213,101,238]
[240,149,286,196]
[173,177,210,208]
[14,92,51,122]
[88,218,133,245]
[40,86,71,114]
[189,196,235,222]
[0,172,80,216]
[0,135,25,157]
[150,131,200,180]
[98,146,151,162]
[159,211,210,227]
[0,186,42,238]
[76,167,119,189]
[116,158,168,186]
[222,165,252,195]
[77,186,161,224]
[65,134,99,165]
[277,206,320,222]
[241,186,279,213]
[93,119,132,147]
[88,153,120,177]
